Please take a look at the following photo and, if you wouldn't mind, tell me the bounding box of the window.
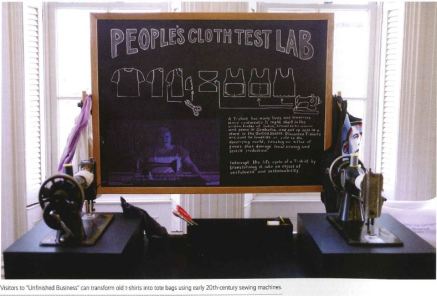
[47,2,170,170]
[257,3,374,123]
[258,1,406,199]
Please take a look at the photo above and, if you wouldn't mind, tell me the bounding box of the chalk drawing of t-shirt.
[248,68,270,97]
[165,68,184,99]
[146,68,164,97]
[273,68,296,97]
[111,68,145,97]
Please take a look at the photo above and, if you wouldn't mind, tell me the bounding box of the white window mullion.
[363,2,383,170]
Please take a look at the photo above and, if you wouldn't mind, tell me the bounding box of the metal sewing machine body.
[38,159,113,246]
[338,155,365,223]
[327,154,402,246]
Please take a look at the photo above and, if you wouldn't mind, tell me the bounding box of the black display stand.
[3,214,144,279]
[188,218,293,257]
[3,215,435,279]
[297,213,436,279]
[142,218,299,279]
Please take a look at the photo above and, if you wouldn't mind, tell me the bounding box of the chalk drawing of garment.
[111,68,145,97]
[165,68,184,102]
[223,68,246,97]
[273,68,296,97]
[146,68,164,97]
[198,71,219,92]
[248,68,270,97]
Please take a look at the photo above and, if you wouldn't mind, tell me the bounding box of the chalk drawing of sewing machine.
[293,94,321,114]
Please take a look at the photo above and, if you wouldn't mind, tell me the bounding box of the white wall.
[95,194,178,233]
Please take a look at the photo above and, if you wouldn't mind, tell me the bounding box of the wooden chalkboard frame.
[91,13,333,194]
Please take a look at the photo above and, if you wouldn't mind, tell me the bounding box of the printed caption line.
[9,294,283,296]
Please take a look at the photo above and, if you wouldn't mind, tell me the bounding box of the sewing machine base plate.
[40,213,114,246]
[327,215,403,246]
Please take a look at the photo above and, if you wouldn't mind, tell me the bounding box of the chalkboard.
[91,13,333,194]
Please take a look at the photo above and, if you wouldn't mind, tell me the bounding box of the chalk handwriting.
[110,27,312,60]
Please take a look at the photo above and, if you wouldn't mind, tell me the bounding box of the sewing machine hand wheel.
[38,174,84,229]
[328,155,366,192]
[38,169,113,246]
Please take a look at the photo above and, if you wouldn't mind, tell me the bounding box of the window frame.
[257,1,380,168]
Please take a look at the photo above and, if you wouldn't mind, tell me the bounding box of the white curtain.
[1,2,28,250]
[395,2,437,201]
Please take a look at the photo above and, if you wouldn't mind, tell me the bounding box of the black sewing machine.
[38,159,113,246]
[327,154,403,246]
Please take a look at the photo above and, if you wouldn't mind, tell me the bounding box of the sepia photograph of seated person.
[136,127,205,183]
